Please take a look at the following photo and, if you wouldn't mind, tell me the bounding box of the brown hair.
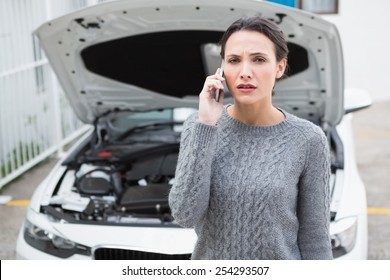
[219,16,289,63]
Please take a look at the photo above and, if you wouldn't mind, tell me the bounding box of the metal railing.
[0,0,104,190]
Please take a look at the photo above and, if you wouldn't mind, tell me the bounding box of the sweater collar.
[219,105,293,135]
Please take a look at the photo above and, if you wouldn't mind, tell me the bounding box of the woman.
[168,16,333,260]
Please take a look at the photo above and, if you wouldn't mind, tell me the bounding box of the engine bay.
[45,132,180,226]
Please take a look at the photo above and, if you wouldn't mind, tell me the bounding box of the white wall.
[323,0,390,102]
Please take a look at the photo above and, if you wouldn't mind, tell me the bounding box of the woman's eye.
[254,57,266,63]
[228,58,240,64]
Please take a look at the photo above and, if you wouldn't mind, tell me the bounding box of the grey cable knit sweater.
[168,106,333,260]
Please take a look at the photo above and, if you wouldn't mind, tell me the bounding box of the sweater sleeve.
[297,128,333,260]
[168,112,218,228]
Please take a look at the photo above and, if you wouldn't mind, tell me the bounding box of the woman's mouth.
[237,84,257,92]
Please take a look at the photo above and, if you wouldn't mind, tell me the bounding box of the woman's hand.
[198,68,225,126]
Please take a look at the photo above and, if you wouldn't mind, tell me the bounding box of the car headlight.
[23,219,90,258]
[330,217,357,258]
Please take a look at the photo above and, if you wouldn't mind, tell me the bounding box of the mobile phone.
[215,61,224,102]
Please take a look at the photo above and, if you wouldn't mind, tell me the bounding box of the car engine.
[45,129,181,226]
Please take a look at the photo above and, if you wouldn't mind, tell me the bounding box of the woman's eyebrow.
[250,52,270,57]
[226,52,270,58]
[226,54,239,58]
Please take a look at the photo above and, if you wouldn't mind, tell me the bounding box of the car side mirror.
[344,88,372,114]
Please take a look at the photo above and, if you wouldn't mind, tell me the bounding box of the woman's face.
[223,30,286,106]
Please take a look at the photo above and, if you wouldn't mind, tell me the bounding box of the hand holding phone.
[215,61,224,102]
[198,61,225,126]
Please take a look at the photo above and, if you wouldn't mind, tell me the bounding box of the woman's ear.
[276,58,287,79]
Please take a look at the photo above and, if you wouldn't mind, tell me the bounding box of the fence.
[0,0,106,190]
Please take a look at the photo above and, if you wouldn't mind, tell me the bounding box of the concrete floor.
[0,157,58,259]
[351,101,390,259]
[0,100,389,260]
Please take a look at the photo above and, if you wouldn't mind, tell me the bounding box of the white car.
[16,0,371,259]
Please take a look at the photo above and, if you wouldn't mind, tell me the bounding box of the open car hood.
[34,0,343,126]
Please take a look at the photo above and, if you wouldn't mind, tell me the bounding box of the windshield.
[109,108,196,131]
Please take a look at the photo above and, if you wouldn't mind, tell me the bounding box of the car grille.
[94,248,191,260]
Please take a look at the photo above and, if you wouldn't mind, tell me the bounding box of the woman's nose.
[240,63,252,79]
[240,73,252,79]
